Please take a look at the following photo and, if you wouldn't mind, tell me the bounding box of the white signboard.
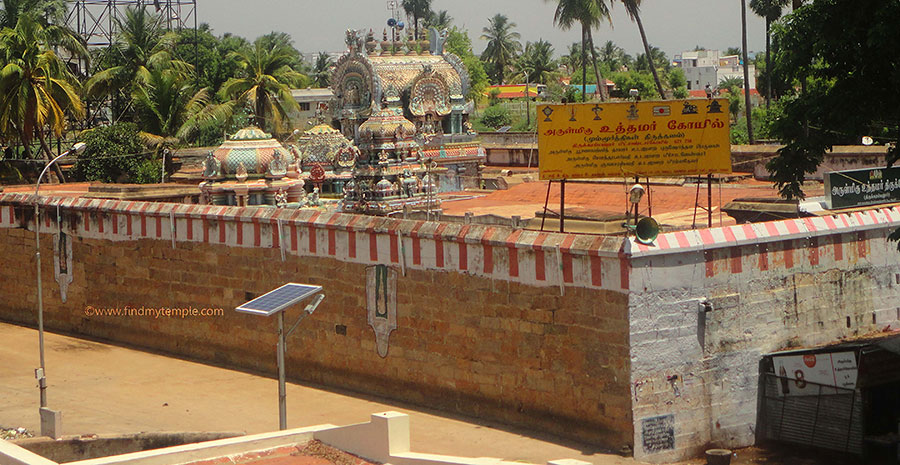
[772,351,858,396]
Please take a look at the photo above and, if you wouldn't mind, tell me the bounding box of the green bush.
[480,105,512,129]
[72,123,155,183]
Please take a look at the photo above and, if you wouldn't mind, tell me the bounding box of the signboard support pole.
[560,180,565,233]
[707,174,713,228]
[540,181,552,231]
[646,177,652,218]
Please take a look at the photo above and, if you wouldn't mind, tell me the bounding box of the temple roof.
[296,124,357,167]
[367,55,465,100]
[214,127,293,177]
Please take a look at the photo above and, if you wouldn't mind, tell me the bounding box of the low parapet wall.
[0,194,633,451]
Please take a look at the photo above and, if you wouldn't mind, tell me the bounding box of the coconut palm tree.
[480,14,522,85]
[84,7,190,118]
[517,39,556,84]
[401,0,432,39]
[546,0,610,101]
[311,52,334,88]
[750,0,788,108]
[132,67,212,148]
[618,0,664,99]
[219,39,306,134]
[0,0,87,63]
[427,10,452,29]
[0,12,84,180]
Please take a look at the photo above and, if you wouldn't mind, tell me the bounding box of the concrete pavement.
[0,322,631,465]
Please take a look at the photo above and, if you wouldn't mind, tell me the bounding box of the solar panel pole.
[277,310,287,430]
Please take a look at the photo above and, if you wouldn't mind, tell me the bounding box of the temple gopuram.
[330,28,485,194]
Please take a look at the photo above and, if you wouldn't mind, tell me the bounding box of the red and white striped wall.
[0,194,629,291]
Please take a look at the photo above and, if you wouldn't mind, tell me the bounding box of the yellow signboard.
[537,99,732,180]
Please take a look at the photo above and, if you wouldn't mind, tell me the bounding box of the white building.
[675,49,756,91]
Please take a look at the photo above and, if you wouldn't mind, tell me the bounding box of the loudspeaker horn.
[635,217,659,245]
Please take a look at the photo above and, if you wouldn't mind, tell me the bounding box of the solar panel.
[236,283,323,316]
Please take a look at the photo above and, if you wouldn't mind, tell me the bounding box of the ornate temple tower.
[339,104,440,216]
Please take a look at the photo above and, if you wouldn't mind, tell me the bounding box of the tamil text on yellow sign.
[537,99,732,180]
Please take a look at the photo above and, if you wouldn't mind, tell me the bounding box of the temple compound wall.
[626,210,900,462]
[1,193,899,463]
[0,194,633,450]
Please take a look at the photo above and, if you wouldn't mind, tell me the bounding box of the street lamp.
[236,283,325,430]
[34,141,86,437]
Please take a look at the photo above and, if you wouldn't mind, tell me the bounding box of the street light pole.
[34,142,86,412]
[523,71,531,128]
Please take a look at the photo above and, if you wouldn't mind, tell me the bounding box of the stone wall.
[0,194,633,450]
[625,210,900,462]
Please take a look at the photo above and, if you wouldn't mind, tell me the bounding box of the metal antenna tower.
[65,0,197,48]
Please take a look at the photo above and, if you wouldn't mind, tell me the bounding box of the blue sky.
[200,0,772,60]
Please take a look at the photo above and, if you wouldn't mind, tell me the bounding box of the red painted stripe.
[329,229,337,255]
[741,223,757,240]
[722,227,737,243]
[155,216,162,238]
[857,231,867,257]
[759,243,769,271]
[348,231,356,258]
[802,217,817,232]
[291,224,298,252]
[562,251,573,283]
[219,219,226,243]
[369,232,378,261]
[674,231,690,248]
[699,229,714,245]
[833,234,843,261]
[0,204,4,224]
[140,213,147,237]
[112,213,118,235]
[458,241,467,270]
[272,222,280,249]
[236,220,244,245]
[532,232,549,250]
[764,222,779,237]
[823,216,837,230]
[128,214,134,237]
[783,241,794,269]
[390,233,399,263]
[731,247,742,273]
[809,237,819,266]
[868,209,879,223]
[535,250,546,281]
[839,214,850,228]
[186,217,193,240]
[705,251,715,277]
[785,220,800,235]
[252,220,261,246]
[657,234,672,249]
[618,252,629,290]
[413,236,421,265]
[435,238,444,267]
[97,213,104,234]
[483,244,493,274]
[508,246,519,277]
[308,226,317,254]
[84,212,90,232]
[590,256,603,286]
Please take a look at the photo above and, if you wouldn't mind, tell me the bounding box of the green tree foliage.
[0,12,84,181]
[218,38,306,135]
[0,0,85,59]
[724,46,742,56]
[172,24,249,94]
[133,67,212,148]
[480,14,521,85]
[766,0,900,207]
[749,0,789,108]
[445,27,488,103]
[426,10,452,29]
[516,39,556,84]
[72,122,158,184]
[610,71,658,99]
[597,40,628,71]
[480,104,512,129]
[311,52,334,88]
[85,7,191,119]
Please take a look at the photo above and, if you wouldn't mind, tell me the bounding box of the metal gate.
[761,373,864,455]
